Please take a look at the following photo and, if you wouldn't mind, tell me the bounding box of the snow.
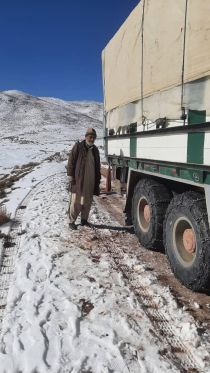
[0,172,178,373]
[0,91,210,372]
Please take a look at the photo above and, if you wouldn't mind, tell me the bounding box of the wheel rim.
[172,217,197,267]
[137,196,151,232]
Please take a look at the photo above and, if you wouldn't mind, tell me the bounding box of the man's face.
[86,134,95,146]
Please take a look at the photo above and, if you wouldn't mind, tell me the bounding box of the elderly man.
[67,128,101,230]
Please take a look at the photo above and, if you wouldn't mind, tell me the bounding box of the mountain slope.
[0,90,103,138]
[0,90,104,174]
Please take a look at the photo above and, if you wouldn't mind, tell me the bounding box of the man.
[67,128,101,230]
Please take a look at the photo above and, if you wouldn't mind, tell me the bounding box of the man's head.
[85,128,97,146]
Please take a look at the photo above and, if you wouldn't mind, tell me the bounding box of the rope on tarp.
[181,0,188,123]
[140,0,189,127]
[141,0,146,130]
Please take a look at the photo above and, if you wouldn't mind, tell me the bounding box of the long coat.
[67,140,101,197]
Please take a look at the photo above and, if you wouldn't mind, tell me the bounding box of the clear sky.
[0,0,139,102]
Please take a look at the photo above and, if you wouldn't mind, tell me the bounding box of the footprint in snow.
[35,267,48,283]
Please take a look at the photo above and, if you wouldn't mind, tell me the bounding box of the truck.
[102,0,210,292]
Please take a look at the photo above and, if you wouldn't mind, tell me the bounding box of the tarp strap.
[181,0,189,115]
[141,0,146,129]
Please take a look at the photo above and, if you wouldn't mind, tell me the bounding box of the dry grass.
[0,206,10,225]
[0,162,39,199]
[20,161,39,169]
[0,189,6,199]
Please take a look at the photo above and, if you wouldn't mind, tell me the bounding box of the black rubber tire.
[164,192,210,292]
[132,178,171,249]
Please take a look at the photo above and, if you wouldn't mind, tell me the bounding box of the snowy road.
[0,171,210,372]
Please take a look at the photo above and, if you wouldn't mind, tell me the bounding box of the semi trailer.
[102,0,210,292]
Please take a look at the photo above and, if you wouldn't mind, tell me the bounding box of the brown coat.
[67,140,101,196]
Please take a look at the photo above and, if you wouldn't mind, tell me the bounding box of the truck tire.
[132,178,171,249]
[164,192,210,291]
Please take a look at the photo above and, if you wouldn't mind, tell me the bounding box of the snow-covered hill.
[0,90,103,175]
[0,90,103,129]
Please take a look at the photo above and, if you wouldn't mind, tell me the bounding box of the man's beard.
[86,140,94,147]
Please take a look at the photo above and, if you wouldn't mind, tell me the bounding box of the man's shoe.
[81,219,90,227]
[69,222,77,230]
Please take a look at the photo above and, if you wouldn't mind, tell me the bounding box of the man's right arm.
[67,142,79,178]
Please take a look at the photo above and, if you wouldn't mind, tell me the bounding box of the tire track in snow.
[0,172,65,334]
[87,199,210,372]
[117,263,202,372]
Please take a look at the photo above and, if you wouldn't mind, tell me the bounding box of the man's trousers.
[69,193,92,223]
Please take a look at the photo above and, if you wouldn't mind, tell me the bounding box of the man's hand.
[69,176,76,192]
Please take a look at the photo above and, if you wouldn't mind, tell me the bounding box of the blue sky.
[0,0,139,102]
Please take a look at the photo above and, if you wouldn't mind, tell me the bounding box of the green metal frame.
[187,110,206,164]
[108,155,210,185]
[105,111,210,186]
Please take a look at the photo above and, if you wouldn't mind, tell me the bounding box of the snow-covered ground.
[0,171,175,373]
[0,168,209,372]
[0,91,210,372]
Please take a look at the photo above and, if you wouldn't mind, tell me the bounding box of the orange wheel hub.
[183,228,196,254]
[144,205,151,224]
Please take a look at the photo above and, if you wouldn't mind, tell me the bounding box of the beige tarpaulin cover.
[102,0,210,113]
[102,3,143,112]
[185,0,210,82]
